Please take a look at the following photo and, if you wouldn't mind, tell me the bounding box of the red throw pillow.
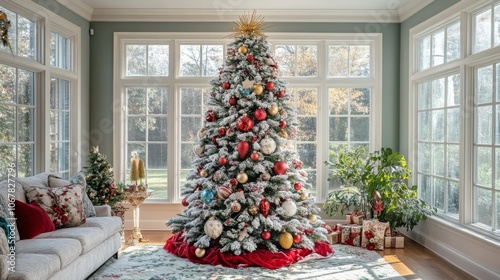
[14,200,56,239]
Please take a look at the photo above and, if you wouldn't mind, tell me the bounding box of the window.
[474,62,500,230]
[114,33,382,202]
[0,2,81,181]
[0,64,35,180]
[410,1,500,237]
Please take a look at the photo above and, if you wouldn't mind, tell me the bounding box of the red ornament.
[229,96,237,106]
[212,136,219,146]
[277,90,286,98]
[222,82,230,90]
[218,127,226,136]
[293,234,302,243]
[205,110,216,122]
[261,230,271,240]
[251,136,258,143]
[219,157,227,165]
[294,182,302,190]
[236,115,254,132]
[254,108,267,121]
[279,120,287,129]
[250,151,259,161]
[247,55,254,62]
[265,81,275,91]
[229,178,237,186]
[181,198,189,207]
[273,161,288,175]
[237,140,250,159]
[260,199,271,217]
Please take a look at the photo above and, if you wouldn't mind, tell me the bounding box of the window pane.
[432,109,444,142]
[447,144,459,179]
[432,30,445,67]
[148,143,167,169]
[328,46,348,77]
[201,45,223,76]
[476,147,492,187]
[329,117,348,141]
[127,88,146,115]
[497,105,500,145]
[495,4,500,47]
[148,45,169,76]
[448,181,460,215]
[181,87,202,114]
[419,36,431,71]
[17,106,33,142]
[148,88,168,114]
[496,148,500,189]
[18,69,34,105]
[297,143,316,169]
[476,65,493,104]
[446,22,460,62]
[432,144,445,177]
[433,178,445,210]
[181,143,194,169]
[296,45,318,77]
[329,88,348,115]
[17,144,33,177]
[297,117,316,141]
[128,117,146,141]
[419,174,431,205]
[275,45,295,77]
[475,187,492,227]
[418,111,431,141]
[181,117,200,142]
[447,74,460,106]
[418,143,431,174]
[17,16,36,60]
[476,105,492,145]
[351,88,370,115]
[0,145,15,181]
[475,9,492,53]
[350,117,369,141]
[0,65,16,103]
[497,64,500,102]
[296,88,317,116]
[50,32,70,70]
[447,108,460,143]
[431,78,445,108]
[180,45,201,76]
[148,116,167,141]
[349,46,370,77]
[147,169,168,199]
[127,143,146,169]
[0,104,14,142]
[418,82,431,110]
[496,192,500,230]
[126,45,147,76]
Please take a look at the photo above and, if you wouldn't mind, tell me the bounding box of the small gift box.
[361,219,387,250]
[345,225,362,246]
[341,225,352,244]
[346,211,365,225]
[327,232,341,244]
[384,236,404,248]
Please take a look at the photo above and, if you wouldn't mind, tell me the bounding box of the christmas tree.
[166,12,332,268]
[85,146,125,207]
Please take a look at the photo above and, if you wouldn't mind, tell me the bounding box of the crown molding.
[398,0,434,22]
[56,0,93,21]
[91,8,400,22]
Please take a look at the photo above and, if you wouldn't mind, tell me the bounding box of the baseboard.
[404,219,500,280]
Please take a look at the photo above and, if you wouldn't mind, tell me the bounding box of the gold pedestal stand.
[125,190,153,246]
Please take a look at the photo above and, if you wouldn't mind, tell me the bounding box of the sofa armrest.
[94,205,112,217]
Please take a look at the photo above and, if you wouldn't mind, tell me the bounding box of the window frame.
[114,32,382,203]
[0,0,81,179]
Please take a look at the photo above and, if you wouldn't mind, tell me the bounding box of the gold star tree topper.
[227,10,270,38]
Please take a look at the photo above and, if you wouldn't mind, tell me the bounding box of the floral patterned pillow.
[23,184,86,228]
[48,172,96,217]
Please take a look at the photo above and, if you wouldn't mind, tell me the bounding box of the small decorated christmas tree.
[165,11,332,268]
[85,146,125,207]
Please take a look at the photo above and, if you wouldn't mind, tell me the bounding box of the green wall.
[32,0,91,164]
[89,22,400,160]
[399,0,460,156]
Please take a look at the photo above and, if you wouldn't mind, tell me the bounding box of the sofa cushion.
[15,238,82,268]
[11,253,61,280]
[14,200,55,239]
[15,172,56,189]
[82,217,122,237]
[34,226,107,254]
[24,184,86,228]
[0,180,22,241]
[48,172,97,218]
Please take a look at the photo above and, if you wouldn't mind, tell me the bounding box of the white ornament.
[204,217,223,239]
[260,136,277,155]
[235,190,245,200]
[238,228,249,241]
[193,145,204,157]
[242,78,253,89]
[197,127,206,139]
[282,199,297,217]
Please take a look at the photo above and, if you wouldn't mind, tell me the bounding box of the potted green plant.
[324,147,436,231]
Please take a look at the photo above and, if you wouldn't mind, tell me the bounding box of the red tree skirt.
[164,232,334,269]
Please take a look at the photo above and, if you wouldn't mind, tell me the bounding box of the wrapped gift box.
[327,232,341,244]
[384,222,391,237]
[345,225,362,246]
[341,225,352,244]
[346,212,368,225]
[361,220,387,250]
[384,236,404,248]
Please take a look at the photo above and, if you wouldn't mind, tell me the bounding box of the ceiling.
[58,0,434,22]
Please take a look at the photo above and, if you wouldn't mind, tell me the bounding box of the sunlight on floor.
[383,255,416,277]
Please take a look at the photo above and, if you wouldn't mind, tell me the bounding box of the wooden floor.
[124,230,476,280]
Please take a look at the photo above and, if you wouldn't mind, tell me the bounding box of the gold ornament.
[200,169,209,178]
[195,247,206,258]
[308,214,318,224]
[279,231,293,249]
[238,45,248,55]
[227,10,270,38]
[278,108,285,115]
[236,171,248,184]
[248,204,259,215]
[300,191,308,201]
[278,129,288,139]
[253,84,264,95]
[267,105,278,116]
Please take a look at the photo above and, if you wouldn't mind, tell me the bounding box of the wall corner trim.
[56,0,94,21]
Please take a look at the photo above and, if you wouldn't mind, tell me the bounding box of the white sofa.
[0,173,122,280]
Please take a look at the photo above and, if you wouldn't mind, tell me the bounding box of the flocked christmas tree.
[85,146,125,207]
[166,12,331,265]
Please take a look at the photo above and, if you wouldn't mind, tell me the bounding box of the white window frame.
[0,0,81,177]
[114,32,382,203]
[409,0,500,239]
